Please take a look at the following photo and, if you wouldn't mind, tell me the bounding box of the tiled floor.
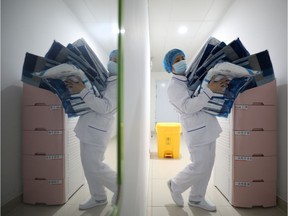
[3,138,118,216]
[3,136,286,216]
[3,185,116,216]
[147,134,286,216]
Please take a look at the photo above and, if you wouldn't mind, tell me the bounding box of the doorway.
[155,80,179,124]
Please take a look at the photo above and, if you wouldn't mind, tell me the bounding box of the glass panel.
[62,0,121,214]
[19,0,121,214]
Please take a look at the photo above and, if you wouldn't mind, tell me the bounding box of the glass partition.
[24,0,121,214]
[63,0,122,214]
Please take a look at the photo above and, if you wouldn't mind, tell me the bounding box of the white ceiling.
[63,0,118,54]
[148,0,235,72]
[64,0,235,72]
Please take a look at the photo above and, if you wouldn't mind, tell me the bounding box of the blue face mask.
[172,60,187,75]
[107,61,118,76]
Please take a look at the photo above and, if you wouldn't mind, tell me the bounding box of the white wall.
[211,0,287,202]
[150,72,173,132]
[1,0,108,205]
[119,0,150,215]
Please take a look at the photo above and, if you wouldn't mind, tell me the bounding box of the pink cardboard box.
[233,156,276,182]
[23,179,66,205]
[232,181,276,208]
[23,155,64,180]
[235,80,276,106]
[23,83,61,106]
[233,105,276,131]
[23,106,64,130]
[23,131,64,155]
[233,131,276,156]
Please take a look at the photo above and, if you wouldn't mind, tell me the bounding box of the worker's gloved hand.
[65,76,86,94]
[208,75,230,94]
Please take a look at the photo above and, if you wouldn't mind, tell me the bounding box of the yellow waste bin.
[156,122,181,159]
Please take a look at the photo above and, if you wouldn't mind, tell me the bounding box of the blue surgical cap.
[109,49,118,59]
[163,49,185,73]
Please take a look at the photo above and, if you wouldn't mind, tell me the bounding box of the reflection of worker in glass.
[65,50,118,210]
[163,49,229,212]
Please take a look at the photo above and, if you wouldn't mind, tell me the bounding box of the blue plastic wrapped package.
[31,63,101,117]
[21,52,60,87]
[185,37,275,118]
[45,40,108,92]
[187,38,250,94]
[200,62,260,117]
[186,37,225,81]
[69,38,109,82]
[21,38,109,117]
[232,50,275,88]
[32,63,95,94]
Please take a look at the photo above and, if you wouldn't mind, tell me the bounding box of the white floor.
[3,138,118,216]
[3,136,286,216]
[146,133,286,216]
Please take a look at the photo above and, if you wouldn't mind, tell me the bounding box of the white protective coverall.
[167,74,222,202]
[74,75,117,201]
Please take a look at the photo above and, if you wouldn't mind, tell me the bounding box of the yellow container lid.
[156,122,181,133]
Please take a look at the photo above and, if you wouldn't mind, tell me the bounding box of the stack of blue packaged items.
[186,37,275,117]
[22,38,109,117]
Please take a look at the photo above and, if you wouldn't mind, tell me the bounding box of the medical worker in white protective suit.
[65,50,118,210]
[163,49,229,212]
